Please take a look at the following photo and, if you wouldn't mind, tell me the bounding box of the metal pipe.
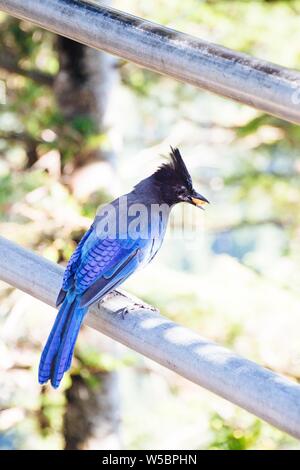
[0,235,300,438]
[1,0,300,123]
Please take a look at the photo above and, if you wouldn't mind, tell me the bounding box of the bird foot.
[139,303,159,313]
[115,302,158,319]
[115,306,130,319]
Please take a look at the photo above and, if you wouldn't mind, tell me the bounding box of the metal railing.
[1,0,300,124]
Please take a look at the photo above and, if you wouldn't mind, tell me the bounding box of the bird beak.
[190,192,210,210]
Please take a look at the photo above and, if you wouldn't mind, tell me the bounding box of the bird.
[38,147,209,388]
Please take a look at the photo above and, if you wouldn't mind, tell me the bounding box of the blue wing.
[62,225,94,290]
[57,223,149,309]
[75,235,145,307]
[56,224,94,306]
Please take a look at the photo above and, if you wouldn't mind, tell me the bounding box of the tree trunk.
[64,371,120,450]
[54,26,118,167]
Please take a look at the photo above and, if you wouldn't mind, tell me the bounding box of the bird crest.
[154,147,193,190]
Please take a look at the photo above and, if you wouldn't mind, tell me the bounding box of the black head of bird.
[150,147,209,208]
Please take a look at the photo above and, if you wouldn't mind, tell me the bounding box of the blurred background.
[1,0,300,450]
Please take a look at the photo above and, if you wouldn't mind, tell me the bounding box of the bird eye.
[177,187,187,199]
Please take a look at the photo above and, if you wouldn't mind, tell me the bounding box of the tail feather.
[38,294,87,388]
[51,302,85,388]
[64,312,84,373]
[38,297,71,384]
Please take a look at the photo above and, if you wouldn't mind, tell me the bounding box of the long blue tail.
[38,293,87,388]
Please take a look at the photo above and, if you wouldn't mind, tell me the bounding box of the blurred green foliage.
[209,414,262,450]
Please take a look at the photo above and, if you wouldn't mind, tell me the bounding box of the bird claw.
[115,302,158,319]
[145,304,159,313]
[115,306,129,319]
[134,302,159,313]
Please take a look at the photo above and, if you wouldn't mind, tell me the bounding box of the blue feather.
[51,299,87,388]
[39,292,87,388]
[38,294,73,384]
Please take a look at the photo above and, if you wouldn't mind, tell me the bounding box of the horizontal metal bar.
[1,0,300,124]
[0,235,300,438]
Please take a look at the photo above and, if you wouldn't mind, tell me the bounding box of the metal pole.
[0,236,300,438]
[1,0,300,124]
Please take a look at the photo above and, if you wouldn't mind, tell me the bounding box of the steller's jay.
[39,147,209,388]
